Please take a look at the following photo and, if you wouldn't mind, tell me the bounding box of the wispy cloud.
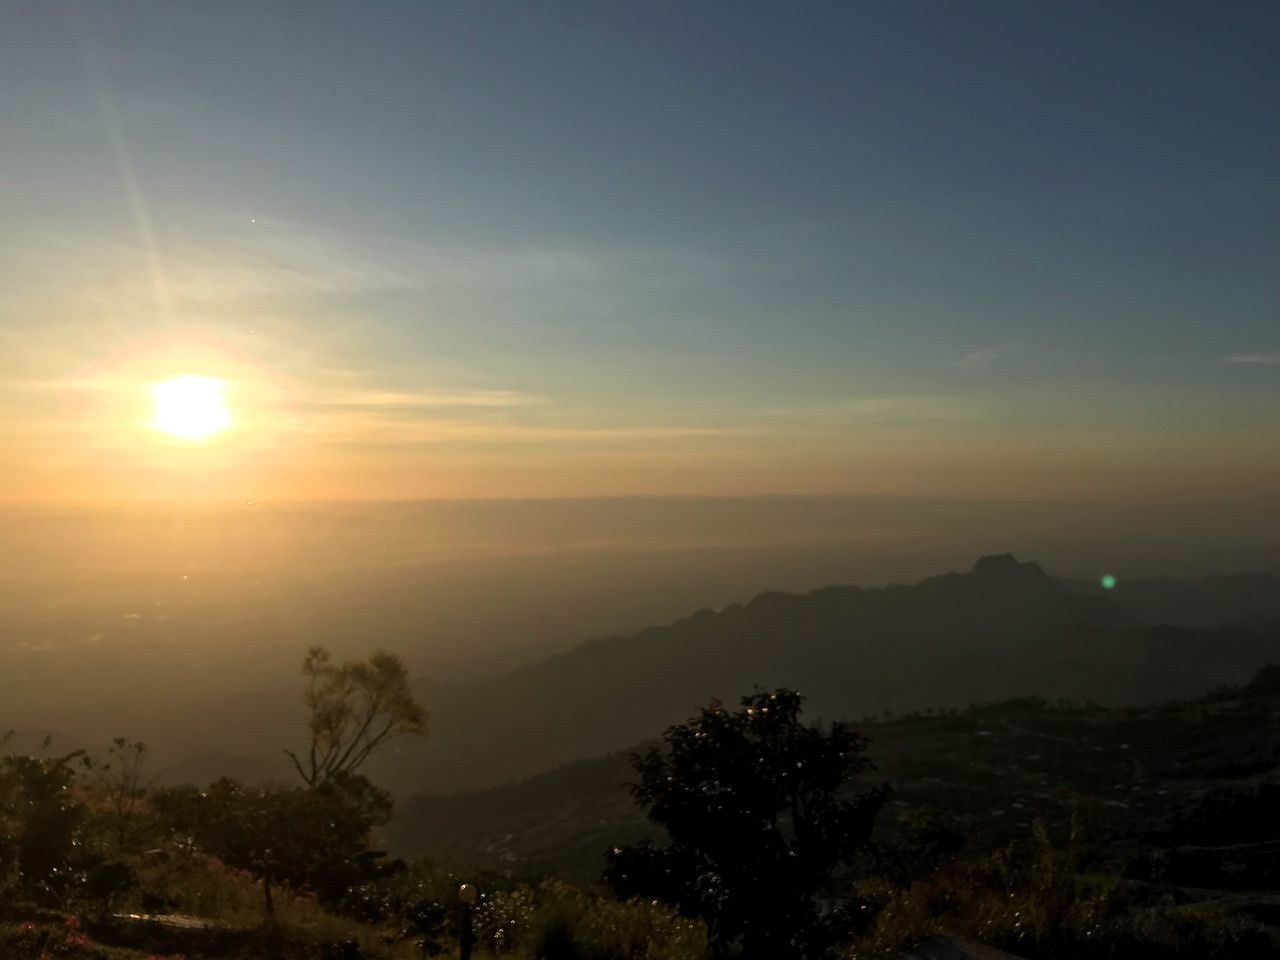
[1227,353,1280,365]
[774,396,980,427]
[0,227,416,310]
[0,216,722,319]
[296,379,746,446]
[317,389,542,410]
[302,413,749,446]
[956,347,1008,370]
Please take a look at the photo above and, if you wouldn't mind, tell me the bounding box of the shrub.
[151,773,393,921]
[852,819,1116,958]
[606,688,886,959]
[519,882,706,960]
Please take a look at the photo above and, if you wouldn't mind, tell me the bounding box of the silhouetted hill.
[1096,572,1280,628]
[371,556,1280,794]
[392,676,1280,894]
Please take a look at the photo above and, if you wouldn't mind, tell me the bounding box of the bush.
[0,749,136,912]
[851,815,1280,960]
[519,883,705,960]
[852,819,1116,958]
[606,688,885,960]
[1,917,143,959]
[151,773,394,920]
[332,863,706,960]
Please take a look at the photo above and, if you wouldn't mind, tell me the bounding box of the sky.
[1,1,1277,503]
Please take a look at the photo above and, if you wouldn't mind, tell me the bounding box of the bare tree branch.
[286,646,428,787]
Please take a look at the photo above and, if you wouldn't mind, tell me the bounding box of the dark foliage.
[0,748,135,912]
[153,772,394,919]
[605,687,886,959]
[285,646,428,788]
[0,751,88,901]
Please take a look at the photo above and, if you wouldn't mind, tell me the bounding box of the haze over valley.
[4,495,1277,796]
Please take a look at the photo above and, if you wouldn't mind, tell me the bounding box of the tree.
[285,646,428,787]
[0,750,89,901]
[154,773,394,921]
[0,741,139,915]
[604,688,887,960]
[91,738,151,853]
[0,744,138,911]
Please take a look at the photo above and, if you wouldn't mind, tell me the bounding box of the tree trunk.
[263,871,276,923]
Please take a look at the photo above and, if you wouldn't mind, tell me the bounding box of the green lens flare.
[1100,574,1117,590]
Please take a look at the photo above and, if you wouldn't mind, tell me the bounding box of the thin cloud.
[962,350,998,371]
[1227,353,1280,365]
[303,414,749,446]
[319,389,542,410]
[956,347,1007,370]
[519,425,744,441]
[296,385,746,446]
[776,396,979,427]
[0,217,719,320]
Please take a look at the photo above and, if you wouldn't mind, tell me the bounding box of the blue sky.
[1,1,1277,502]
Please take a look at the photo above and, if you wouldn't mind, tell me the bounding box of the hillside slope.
[374,556,1280,792]
[393,678,1280,897]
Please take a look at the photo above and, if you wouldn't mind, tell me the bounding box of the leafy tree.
[0,741,141,915]
[0,746,110,905]
[605,688,886,960]
[285,646,428,787]
[154,773,394,920]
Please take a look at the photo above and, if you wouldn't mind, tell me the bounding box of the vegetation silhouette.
[9,615,1280,958]
[605,687,887,959]
[286,647,428,787]
[91,738,151,854]
[152,772,395,921]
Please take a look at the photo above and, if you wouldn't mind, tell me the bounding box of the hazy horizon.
[3,492,1278,797]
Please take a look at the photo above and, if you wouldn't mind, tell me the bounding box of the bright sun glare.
[149,375,232,440]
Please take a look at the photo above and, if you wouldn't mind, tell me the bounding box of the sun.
[148,375,232,440]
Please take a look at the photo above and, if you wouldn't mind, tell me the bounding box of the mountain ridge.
[369,556,1280,794]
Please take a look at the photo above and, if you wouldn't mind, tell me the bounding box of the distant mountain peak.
[970,554,1046,578]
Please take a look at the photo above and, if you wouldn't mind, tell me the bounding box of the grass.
[0,853,708,960]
